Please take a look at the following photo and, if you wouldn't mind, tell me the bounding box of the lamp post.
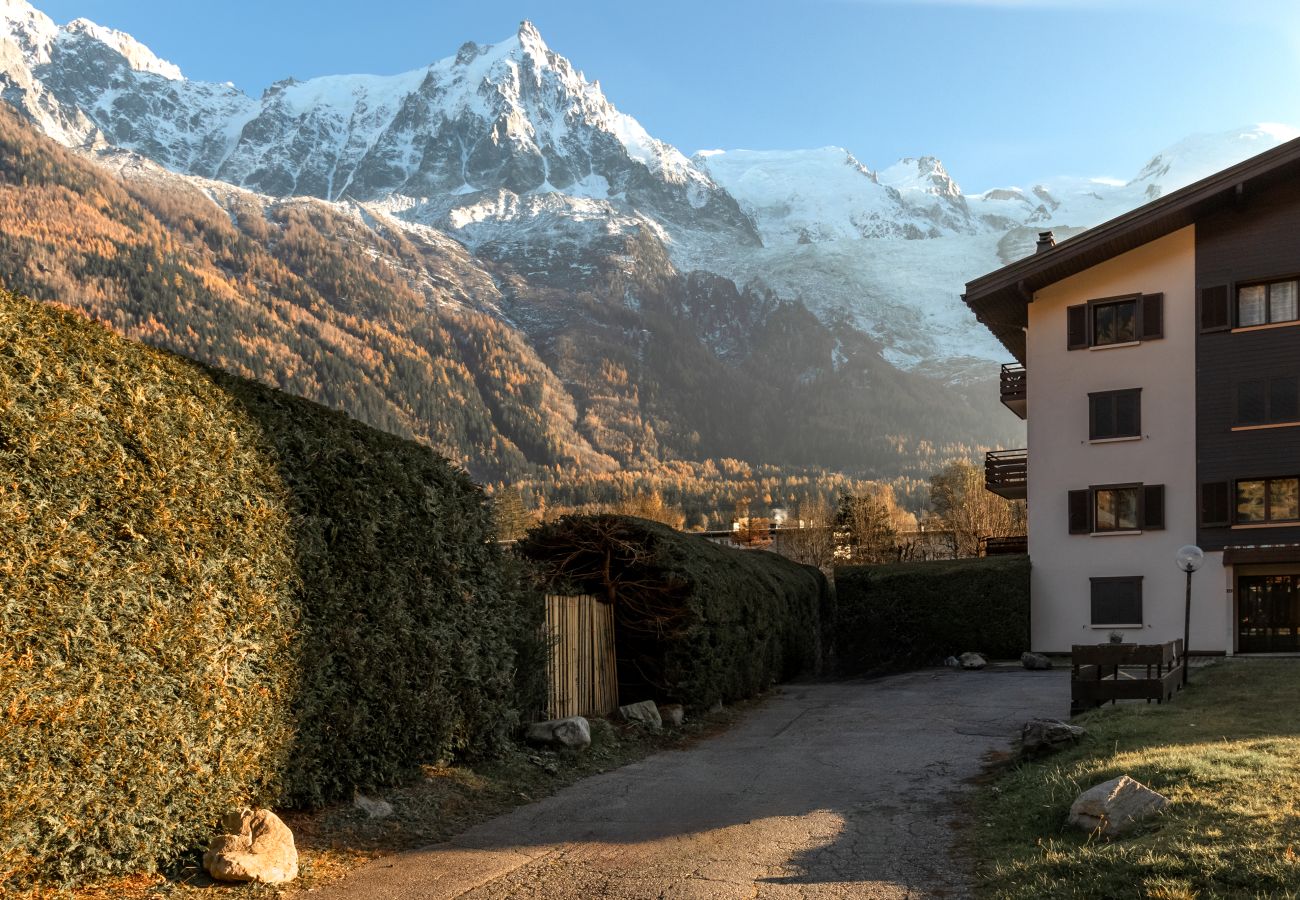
[1176,544,1204,686]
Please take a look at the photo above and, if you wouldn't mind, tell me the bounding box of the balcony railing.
[1000,363,1027,419]
[985,449,1027,500]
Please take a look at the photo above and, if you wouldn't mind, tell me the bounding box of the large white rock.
[353,792,394,819]
[1021,718,1085,756]
[660,703,685,727]
[203,808,298,884]
[959,652,987,670]
[1021,651,1053,670]
[525,716,591,750]
[619,700,663,729]
[1068,775,1168,836]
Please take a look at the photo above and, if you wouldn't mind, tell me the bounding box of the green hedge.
[519,515,825,709]
[0,290,544,887]
[833,555,1030,674]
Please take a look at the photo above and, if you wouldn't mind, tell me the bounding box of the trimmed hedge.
[0,290,544,887]
[519,515,825,709]
[833,555,1030,674]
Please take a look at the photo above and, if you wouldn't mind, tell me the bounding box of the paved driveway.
[307,667,1069,899]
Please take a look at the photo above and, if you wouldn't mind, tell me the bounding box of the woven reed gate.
[544,594,618,719]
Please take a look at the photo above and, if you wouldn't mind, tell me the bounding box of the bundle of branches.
[519,515,825,709]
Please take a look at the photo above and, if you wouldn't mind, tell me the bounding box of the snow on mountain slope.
[2,0,1297,375]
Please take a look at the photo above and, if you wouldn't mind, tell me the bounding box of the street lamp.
[1176,544,1204,686]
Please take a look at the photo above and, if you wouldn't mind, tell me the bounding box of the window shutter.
[1142,484,1165,530]
[1237,379,1267,425]
[1067,304,1088,350]
[1068,489,1092,534]
[1139,293,1164,340]
[1270,376,1300,423]
[1116,390,1141,437]
[1200,285,1231,331]
[1201,481,1230,527]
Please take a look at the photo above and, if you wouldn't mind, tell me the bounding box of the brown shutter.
[1067,304,1088,350]
[1068,489,1092,534]
[1142,484,1165,530]
[1139,293,1164,340]
[1200,285,1231,331]
[1201,481,1230,527]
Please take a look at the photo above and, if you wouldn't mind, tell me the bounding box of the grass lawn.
[974,660,1300,900]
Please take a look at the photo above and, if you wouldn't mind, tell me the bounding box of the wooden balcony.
[1000,363,1027,419]
[985,449,1027,500]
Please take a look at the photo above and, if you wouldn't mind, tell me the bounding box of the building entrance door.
[1238,574,1300,652]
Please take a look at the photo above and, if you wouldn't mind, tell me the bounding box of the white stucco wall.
[1026,226,1230,652]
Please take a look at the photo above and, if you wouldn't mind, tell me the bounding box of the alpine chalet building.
[965,140,1300,655]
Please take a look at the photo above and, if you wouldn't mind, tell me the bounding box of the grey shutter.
[1139,293,1164,339]
[1068,489,1092,534]
[1067,305,1088,350]
[1142,484,1165,530]
[1201,481,1230,527]
[1200,285,1231,331]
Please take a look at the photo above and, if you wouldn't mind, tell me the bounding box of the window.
[1067,294,1163,349]
[1235,376,1300,426]
[1236,279,1300,328]
[1089,389,1142,440]
[1091,577,1143,626]
[1068,484,1165,534]
[1235,477,1300,524]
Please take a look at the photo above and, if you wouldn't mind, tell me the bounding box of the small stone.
[525,716,591,750]
[1021,651,1053,670]
[619,700,663,729]
[660,704,685,727]
[944,656,961,668]
[203,808,298,884]
[1068,775,1168,836]
[353,792,393,820]
[959,652,987,670]
[1021,718,1086,755]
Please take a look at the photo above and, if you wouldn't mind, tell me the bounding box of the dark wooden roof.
[963,136,1300,363]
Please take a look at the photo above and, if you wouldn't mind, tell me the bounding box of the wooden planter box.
[1070,640,1184,714]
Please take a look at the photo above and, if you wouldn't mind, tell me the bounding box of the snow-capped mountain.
[1,0,1296,374]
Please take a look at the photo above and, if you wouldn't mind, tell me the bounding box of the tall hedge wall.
[519,515,825,709]
[0,290,543,887]
[834,555,1030,675]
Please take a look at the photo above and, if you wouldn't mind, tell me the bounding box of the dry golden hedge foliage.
[0,290,542,888]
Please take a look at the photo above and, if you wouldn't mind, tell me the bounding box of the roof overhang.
[963,136,1300,364]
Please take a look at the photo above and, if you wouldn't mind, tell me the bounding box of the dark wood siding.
[1196,178,1300,550]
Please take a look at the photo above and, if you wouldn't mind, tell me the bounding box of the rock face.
[959,652,987,670]
[620,700,663,729]
[525,716,592,750]
[1068,775,1168,836]
[1020,718,1086,756]
[660,704,685,727]
[203,808,298,884]
[1021,651,1053,670]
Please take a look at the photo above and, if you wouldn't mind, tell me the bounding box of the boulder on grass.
[1021,651,1053,670]
[525,716,591,750]
[959,652,987,670]
[203,808,298,884]
[660,703,685,727]
[620,700,663,729]
[1021,718,1085,756]
[1068,775,1168,836]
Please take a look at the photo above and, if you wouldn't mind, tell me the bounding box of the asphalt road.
[307,667,1069,899]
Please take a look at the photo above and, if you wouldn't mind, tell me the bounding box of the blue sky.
[33,0,1300,191]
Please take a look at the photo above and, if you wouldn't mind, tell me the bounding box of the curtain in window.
[1239,285,1267,327]
[1271,281,1298,322]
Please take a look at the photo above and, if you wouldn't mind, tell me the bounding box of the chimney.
[1035,230,1056,254]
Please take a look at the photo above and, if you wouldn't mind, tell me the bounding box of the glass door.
[1238,574,1300,652]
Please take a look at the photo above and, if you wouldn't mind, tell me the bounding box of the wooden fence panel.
[545,594,618,719]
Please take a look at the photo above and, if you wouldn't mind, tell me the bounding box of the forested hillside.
[0,104,1019,510]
